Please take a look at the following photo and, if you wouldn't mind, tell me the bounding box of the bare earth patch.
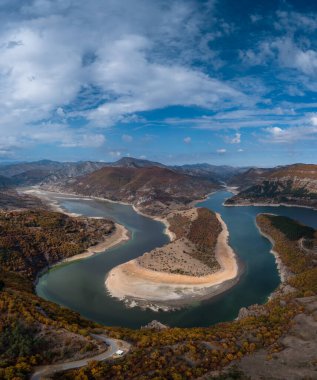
[235,296,317,380]
[138,237,215,277]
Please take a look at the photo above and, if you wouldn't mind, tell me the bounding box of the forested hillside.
[0,210,116,379]
[0,210,115,280]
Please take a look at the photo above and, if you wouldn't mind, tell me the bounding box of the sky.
[0,0,317,167]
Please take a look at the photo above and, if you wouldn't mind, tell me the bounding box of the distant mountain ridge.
[0,157,248,187]
[110,157,167,169]
[172,163,250,182]
[1,158,316,210]
[0,160,109,184]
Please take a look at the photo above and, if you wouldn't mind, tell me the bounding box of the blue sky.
[0,0,317,166]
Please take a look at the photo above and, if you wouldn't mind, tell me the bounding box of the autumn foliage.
[1,210,316,379]
[0,210,114,280]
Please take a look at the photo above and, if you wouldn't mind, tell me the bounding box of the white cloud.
[250,14,262,23]
[274,10,317,33]
[227,132,241,144]
[109,151,121,158]
[9,122,106,149]
[184,136,191,144]
[56,107,65,117]
[237,148,244,152]
[216,148,226,154]
[166,107,302,131]
[274,38,317,76]
[0,0,246,153]
[240,33,317,79]
[60,134,105,148]
[122,134,133,143]
[86,55,243,126]
[264,115,317,143]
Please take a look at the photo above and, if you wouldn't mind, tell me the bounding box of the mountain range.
[0,157,247,187]
[0,158,316,211]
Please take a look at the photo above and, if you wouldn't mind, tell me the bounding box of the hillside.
[228,167,272,190]
[0,210,115,280]
[0,160,64,178]
[63,166,218,215]
[0,189,45,211]
[226,164,317,209]
[0,160,109,186]
[0,210,117,379]
[0,175,14,189]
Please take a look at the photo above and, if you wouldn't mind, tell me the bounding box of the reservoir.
[36,191,317,328]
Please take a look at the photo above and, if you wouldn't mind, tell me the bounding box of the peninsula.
[106,207,239,308]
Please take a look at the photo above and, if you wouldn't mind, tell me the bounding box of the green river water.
[36,191,317,328]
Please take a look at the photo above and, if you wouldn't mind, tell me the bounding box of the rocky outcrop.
[237,304,268,320]
[235,296,317,380]
[141,320,169,330]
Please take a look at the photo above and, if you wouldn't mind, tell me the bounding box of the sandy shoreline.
[255,217,293,283]
[24,188,130,261]
[63,223,130,263]
[22,187,132,209]
[105,213,239,308]
[224,200,317,211]
[33,222,130,286]
[23,188,131,284]
[132,205,176,242]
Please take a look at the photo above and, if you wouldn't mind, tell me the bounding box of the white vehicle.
[115,349,124,356]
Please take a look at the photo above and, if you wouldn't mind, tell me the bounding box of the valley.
[0,158,317,379]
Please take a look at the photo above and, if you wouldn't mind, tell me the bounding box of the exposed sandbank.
[105,213,239,307]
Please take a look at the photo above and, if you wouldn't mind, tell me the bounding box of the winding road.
[30,335,129,380]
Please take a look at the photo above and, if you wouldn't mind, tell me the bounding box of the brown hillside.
[66,166,217,215]
[226,164,317,208]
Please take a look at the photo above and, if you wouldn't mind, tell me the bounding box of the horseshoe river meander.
[36,191,317,328]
